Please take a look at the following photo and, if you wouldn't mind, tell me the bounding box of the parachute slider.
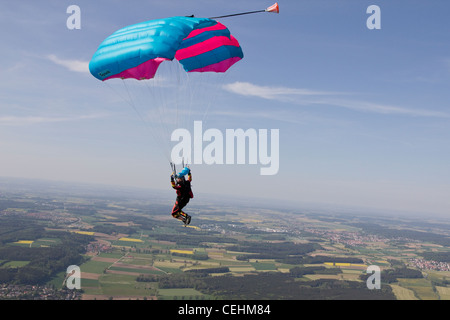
[209,3,279,19]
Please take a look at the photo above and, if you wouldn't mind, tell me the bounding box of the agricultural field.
[1,179,450,300]
[68,207,450,300]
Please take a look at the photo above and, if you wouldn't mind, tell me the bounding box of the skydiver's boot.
[181,211,191,226]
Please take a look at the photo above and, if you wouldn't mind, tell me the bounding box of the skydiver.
[170,168,193,225]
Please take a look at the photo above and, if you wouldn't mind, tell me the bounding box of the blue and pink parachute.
[89,16,243,81]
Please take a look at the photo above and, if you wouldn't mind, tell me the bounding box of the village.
[0,284,81,300]
[408,258,450,272]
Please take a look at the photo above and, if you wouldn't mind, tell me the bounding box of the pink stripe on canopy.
[103,57,169,81]
[175,35,241,61]
[183,22,227,40]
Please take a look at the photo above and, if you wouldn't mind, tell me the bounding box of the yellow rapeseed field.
[75,231,95,235]
[324,262,367,267]
[170,249,194,254]
[118,237,143,242]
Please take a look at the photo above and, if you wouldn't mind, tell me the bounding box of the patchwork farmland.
[2,180,450,300]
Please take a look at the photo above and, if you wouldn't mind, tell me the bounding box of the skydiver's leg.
[178,200,187,215]
[171,201,185,221]
[178,200,191,225]
[172,199,191,223]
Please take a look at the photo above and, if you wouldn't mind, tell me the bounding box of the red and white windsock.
[265,3,279,14]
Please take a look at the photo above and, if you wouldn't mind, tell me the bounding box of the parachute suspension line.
[178,63,193,137]
[141,61,191,165]
[201,71,230,125]
[175,61,182,130]
[173,61,183,137]
[120,80,172,163]
[184,72,195,133]
[142,79,173,159]
[168,61,187,160]
[179,71,221,137]
[185,72,209,126]
[103,80,169,162]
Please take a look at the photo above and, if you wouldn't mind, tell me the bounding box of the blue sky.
[1,1,450,216]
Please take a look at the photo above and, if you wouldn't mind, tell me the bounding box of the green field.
[2,180,450,300]
[158,288,208,300]
[397,278,439,300]
[0,260,30,268]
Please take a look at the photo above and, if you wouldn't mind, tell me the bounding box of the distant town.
[0,284,81,300]
[408,258,450,272]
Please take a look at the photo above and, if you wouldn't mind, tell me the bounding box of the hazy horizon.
[1,175,446,222]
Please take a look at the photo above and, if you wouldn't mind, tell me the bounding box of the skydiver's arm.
[171,179,182,190]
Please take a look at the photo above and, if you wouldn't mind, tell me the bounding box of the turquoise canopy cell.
[89,16,243,81]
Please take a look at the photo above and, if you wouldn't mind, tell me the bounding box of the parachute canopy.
[89,16,243,81]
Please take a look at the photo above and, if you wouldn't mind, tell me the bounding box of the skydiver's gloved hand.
[187,167,192,182]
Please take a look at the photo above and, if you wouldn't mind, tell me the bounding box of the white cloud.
[223,81,338,101]
[0,114,104,126]
[224,81,450,118]
[321,99,450,118]
[47,54,89,73]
